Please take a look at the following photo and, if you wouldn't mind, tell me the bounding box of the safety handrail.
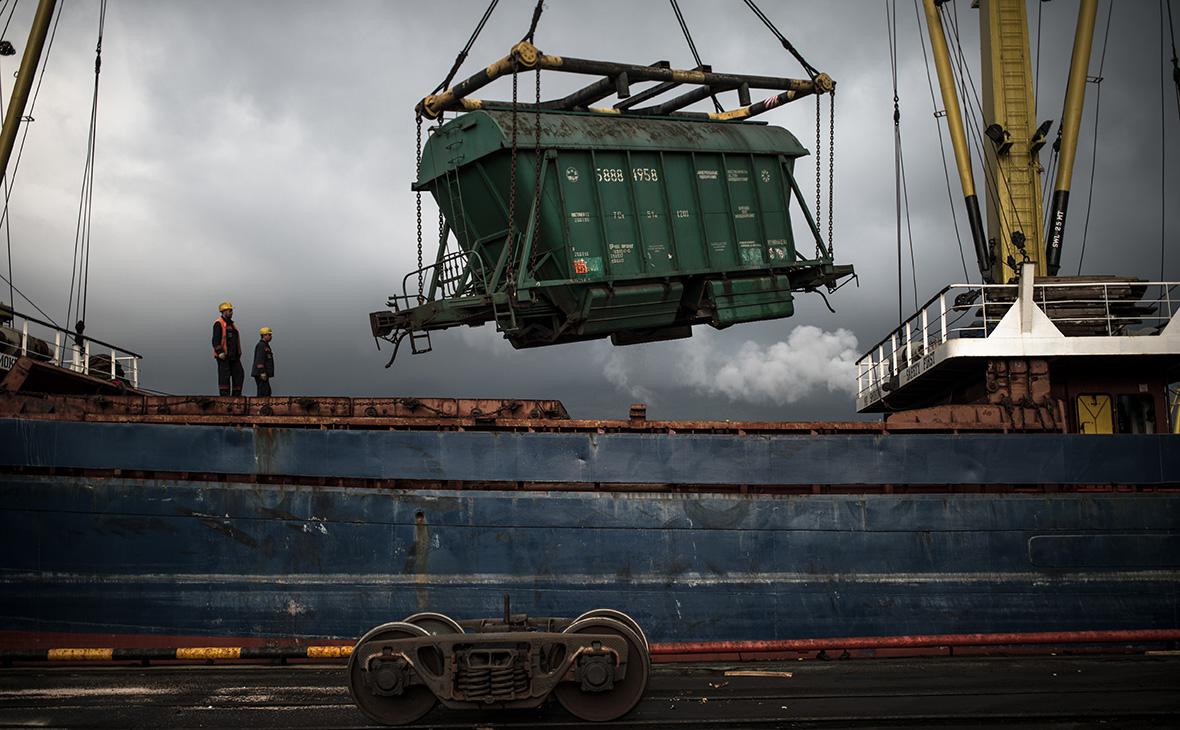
[0,308,142,388]
[854,280,1179,403]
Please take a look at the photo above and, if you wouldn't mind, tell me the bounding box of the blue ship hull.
[1,419,1178,645]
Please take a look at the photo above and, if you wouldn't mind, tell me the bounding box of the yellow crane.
[923,0,1098,284]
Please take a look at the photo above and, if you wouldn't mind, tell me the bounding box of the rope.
[67,0,106,334]
[741,0,821,80]
[431,0,499,95]
[911,0,970,282]
[669,0,722,113]
[1076,1,1113,276]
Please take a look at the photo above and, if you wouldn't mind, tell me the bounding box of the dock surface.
[1,655,1177,728]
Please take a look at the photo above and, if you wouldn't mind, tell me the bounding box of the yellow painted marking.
[588,107,621,115]
[486,56,513,77]
[671,70,706,83]
[459,99,484,111]
[48,648,113,661]
[1076,394,1113,434]
[711,108,752,121]
[538,54,563,68]
[176,647,241,660]
[307,645,353,659]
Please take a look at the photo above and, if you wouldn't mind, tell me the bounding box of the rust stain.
[407,511,430,611]
[189,511,259,549]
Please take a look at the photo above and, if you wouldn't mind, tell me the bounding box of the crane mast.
[979,0,1045,281]
[923,0,1098,284]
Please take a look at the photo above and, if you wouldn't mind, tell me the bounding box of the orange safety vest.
[213,318,239,359]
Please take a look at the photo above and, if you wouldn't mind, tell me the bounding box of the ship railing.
[854,280,1180,404]
[0,308,142,388]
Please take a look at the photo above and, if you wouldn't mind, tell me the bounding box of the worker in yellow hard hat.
[252,326,275,397]
[212,301,243,396]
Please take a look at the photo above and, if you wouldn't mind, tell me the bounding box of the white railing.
[0,308,142,389]
[855,279,1179,405]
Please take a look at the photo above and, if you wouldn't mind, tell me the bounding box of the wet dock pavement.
[0,655,1177,728]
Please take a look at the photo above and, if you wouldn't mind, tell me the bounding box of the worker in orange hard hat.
[253,326,275,397]
[212,301,243,396]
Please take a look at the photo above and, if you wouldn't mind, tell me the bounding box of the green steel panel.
[580,283,684,335]
[661,153,707,271]
[725,155,764,268]
[629,150,674,275]
[593,149,642,277]
[695,153,736,269]
[708,275,795,326]
[757,158,794,264]
[556,151,601,281]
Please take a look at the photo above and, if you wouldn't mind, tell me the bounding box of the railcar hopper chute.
[369,41,853,363]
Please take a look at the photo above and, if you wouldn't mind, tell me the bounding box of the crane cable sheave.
[418,41,541,120]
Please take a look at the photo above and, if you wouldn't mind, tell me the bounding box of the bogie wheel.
[402,611,464,635]
[554,616,650,722]
[348,621,437,726]
[571,609,649,652]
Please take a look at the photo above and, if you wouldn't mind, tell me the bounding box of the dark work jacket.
[253,340,274,378]
[212,317,241,361]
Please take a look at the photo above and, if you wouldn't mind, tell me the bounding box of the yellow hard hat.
[218,301,234,312]
[259,326,272,336]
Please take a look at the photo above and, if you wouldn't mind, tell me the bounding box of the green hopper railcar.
[370,109,852,359]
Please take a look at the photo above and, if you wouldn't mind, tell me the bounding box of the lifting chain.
[815,95,822,259]
[827,91,835,260]
[415,114,424,301]
[812,91,837,261]
[438,118,448,282]
[507,64,520,293]
[527,67,542,273]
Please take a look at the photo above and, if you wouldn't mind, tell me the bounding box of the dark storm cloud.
[1,1,1175,419]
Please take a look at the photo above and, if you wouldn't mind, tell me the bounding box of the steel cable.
[669,0,722,113]
[431,0,499,95]
[0,0,63,323]
[741,0,821,80]
[942,2,1023,277]
[911,0,971,282]
[1163,0,1177,280]
[67,0,106,335]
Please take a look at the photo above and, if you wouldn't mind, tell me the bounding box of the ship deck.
[1,655,1177,728]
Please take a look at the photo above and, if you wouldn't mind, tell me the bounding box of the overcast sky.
[1,0,1176,420]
